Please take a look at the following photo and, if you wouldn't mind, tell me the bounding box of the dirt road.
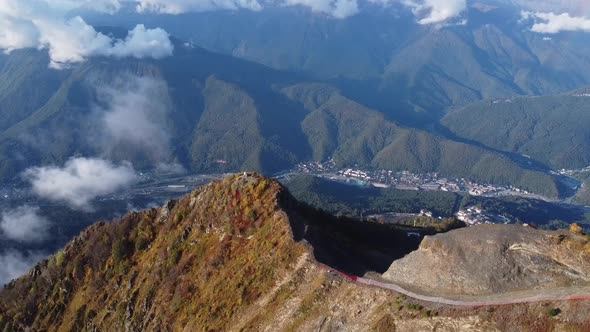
[329,268,590,307]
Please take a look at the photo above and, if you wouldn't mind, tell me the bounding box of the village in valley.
[455,206,512,226]
[284,160,548,226]
[289,160,534,198]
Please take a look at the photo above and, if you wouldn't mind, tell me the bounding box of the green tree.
[548,308,561,317]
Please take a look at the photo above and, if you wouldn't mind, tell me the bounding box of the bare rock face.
[383,224,590,296]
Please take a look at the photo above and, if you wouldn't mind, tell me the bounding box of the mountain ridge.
[3,174,590,331]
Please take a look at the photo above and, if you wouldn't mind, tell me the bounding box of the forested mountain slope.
[0,42,563,197]
[442,92,590,170]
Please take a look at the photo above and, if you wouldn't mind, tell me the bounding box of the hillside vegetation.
[574,172,590,206]
[284,84,562,197]
[285,174,461,217]
[442,93,590,170]
[3,174,590,331]
[0,173,438,330]
[0,174,307,331]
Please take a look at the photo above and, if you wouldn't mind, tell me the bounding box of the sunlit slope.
[442,92,590,170]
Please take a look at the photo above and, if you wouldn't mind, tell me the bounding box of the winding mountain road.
[327,268,590,307]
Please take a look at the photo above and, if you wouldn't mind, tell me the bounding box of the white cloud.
[35,16,115,68]
[0,0,471,27]
[132,0,360,17]
[282,0,359,18]
[0,0,174,68]
[88,0,467,21]
[24,157,138,210]
[273,0,469,21]
[95,75,174,163]
[0,16,40,52]
[331,0,359,18]
[0,206,50,243]
[133,0,360,17]
[401,0,467,24]
[134,0,262,14]
[522,11,590,34]
[108,24,173,59]
[0,250,46,285]
[54,0,123,13]
[511,0,587,14]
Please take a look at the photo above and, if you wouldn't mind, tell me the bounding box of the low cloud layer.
[148,0,467,22]
[0,0,174,68]
[400,0,467,24]
[54,0,123,14]
[522,11,590,34]
[3,0,586,31]
[134,0,262,13]
[511,0,589,14]
[24,157,138,210]
[0,206,50,243]
[0,250,46,285]
[282,0,359,18]
[132,0,463,21]
[96,75,173,162]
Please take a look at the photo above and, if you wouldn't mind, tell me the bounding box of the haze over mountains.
[85,1,590,118]
[2,1,590,188]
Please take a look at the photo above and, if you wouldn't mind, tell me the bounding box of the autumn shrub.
[112,239,130,264]
[570,223,583,235]
[135,236,149,252]
[175,211,187,224]
[167,242,183,268]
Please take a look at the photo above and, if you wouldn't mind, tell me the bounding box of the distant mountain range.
[3,1,590,198]
[85,2,590,123]
[0,39,565,198]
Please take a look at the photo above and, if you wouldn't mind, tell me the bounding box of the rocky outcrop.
[383,224,590,297]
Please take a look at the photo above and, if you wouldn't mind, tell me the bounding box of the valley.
[281,160,581,202]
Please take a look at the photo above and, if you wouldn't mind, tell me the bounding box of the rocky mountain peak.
[383,224,590,297]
